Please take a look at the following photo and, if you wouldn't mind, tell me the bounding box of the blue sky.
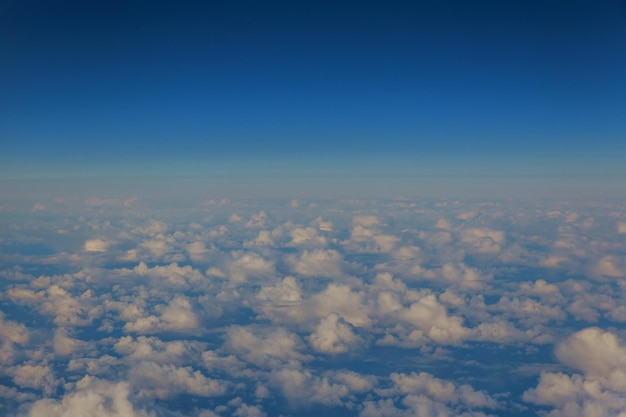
[2,0,626,185]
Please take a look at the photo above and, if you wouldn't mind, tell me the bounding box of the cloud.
[524,328,626,416]
[228,251,275,283]
[309,313,362,354]
[84,239,112,252]
[6,197,626,417]
[352,215,380,227]
[461,227,505,253]
[123,296,199,334]
[24,376,152,417]
[314,284,371,327]
[129,362,227,399]
[225,326,309,369]
[590,255,624,278]
[286,249,344,278]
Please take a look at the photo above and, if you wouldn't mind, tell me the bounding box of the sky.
[3,3,626,416]
[1,0,626,195]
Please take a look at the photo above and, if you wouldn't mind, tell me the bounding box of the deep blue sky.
[2,0,626,181]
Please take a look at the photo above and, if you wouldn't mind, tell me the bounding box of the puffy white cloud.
[84,239,111,252]
[228,251,275,283]
[245,230,275,246]
[289,227,326,246]
[524,328,626,416]
[8,285,99,326]
[159,296,199,330]
[114,335,203,364]
[122,296,199,334]
[24,376,152,417]
[53,328,84,355]
[555,327,626,384]
[128,362,227,399]
[421,262,491,288]
[461,227,505,253]
[187,241,209,259]
[234,402,266,417]
[390,371,497,408]
[225,326,309,368]
[125,261,205,286]
[314,284,371,328]
[270,368,352,406]
[286,249,344,278]
[618,221,626,234]
[245,211,268,228]
[590,256,624,278]
[0,312,29,344]
[12,364,57,395]
[400,295,469,344]
[256,276,305,323]
[309,313,362,354]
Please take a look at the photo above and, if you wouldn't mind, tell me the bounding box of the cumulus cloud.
[129,362,227,399]
[123,296,199,334]
[225,326,309,368]
[228,251,275,283]
[309,313,362,354]
[6,197,626,417]
[286,249,344,278]
[24,376,152,417]
[461,227,505,253]
[84,239,112,252]
[524,328,626,416]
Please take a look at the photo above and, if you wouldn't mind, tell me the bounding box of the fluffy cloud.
[309,313,362,354]
[524,328,626,416]
[128,362,227,399]
[24,376,152,417]
[286,249,344,278]
[461,227,505,253]
[225,326,309,368]
[84,239,112,252]
[5,197,626,417]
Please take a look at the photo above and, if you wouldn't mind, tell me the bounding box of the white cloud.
[314,284,371,327]
[286,249,344,278]
[123,296,199,334]
[524,328,626,416]
[225,326,309,369]
[0,312,29,344]
[400,295,469,344]
[12,364,57,395]
[84,239,111,252]
[24,376,152,417]
[461,227,505,253]
[309,313,362,354]
[590,256,624,278]
[353,215,380,227]
[289,227,326,246]
[129,362,227,399]
[228,251,275,283]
